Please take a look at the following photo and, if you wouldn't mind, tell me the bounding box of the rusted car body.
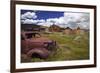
[21,31,56,59]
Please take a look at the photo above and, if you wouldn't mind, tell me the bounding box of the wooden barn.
[63,27,72,35]
[49,24,61,32]
[21,24,46,32]
[21,24,40,31]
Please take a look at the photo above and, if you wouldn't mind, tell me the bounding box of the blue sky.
[21,10,90,29]
[21,10,64,20]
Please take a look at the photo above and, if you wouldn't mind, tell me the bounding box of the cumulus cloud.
[77,13,90,29]
[38,19,45,23]
[62,12,90,29]
[21,11,38,24]
[46,17,66,24]
[64,12,83,22]
[21,12,37,20]
[22,19,37,24]
[22,19,46,24]
[37,21,53,27]
[78,22,89,29]
[67,21,78,29]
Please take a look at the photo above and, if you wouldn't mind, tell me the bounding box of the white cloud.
[63,12,90,29]
[22,19,38,24]
[22,16,46,24]
[57,17,65,24]
[46,17,65,27]
[46,17,65,24]
[47,18,58,23]
[80,13,90,22]
[21,12,37,20]
[64,12,83,22]
[37,21,53,27]
[38,19,45,23]
[45,21,53,27]
[78,22,89,29]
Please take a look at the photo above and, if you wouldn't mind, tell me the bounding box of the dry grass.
[31,32,89,62]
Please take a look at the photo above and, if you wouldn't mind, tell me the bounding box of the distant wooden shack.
[63,27,85,35]
[75,27,86,35]
[49,24,61,32]
[76,27,81,35]
[63,27,72,35]
[21,24,46,32]
[21,24,40,31]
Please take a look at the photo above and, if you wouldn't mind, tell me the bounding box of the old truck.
[21,31,56,61]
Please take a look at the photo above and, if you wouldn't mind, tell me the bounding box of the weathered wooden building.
[63,27,86,35]
[21,24,46,32]
[63,27,72,35]
[49,24,61,32]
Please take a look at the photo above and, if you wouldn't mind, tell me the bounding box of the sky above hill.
[21,10,90,29]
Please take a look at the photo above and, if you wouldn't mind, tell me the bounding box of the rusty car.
[21,31,57,62]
